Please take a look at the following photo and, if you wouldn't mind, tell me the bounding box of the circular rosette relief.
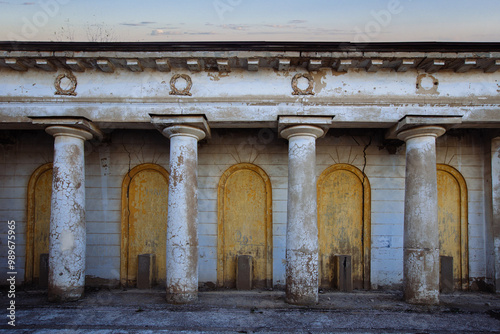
[291,73,314,95]
[54,72,77,96]
[169,74,193,96]
[416,73,439,94]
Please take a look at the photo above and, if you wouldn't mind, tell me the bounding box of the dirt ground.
[1,287,500,333]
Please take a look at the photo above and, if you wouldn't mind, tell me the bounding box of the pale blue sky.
[0,0,499,42]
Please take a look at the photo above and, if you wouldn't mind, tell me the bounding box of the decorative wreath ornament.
[54,72,77,96]
[416,73,439,93]
[291,73,314,95]
[169,74,193,96]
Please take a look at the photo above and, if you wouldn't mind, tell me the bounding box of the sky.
[0,0,499,42]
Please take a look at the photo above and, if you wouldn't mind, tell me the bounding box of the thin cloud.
[245,26,354,38]
[190,32,216,35]
[155,27,180,30]
[264,24,298,29]
[151,29,176,35]
[220,24,250,31]
[151,29,216,36]
[21,2,35,5]
[309,27,354,35]
[121,21,156,27]
[288,20,307,24]
[152,24,177,28]
[247,31,298,35]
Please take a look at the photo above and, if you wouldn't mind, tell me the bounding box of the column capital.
[386,115,461,140]
[397,125,446,142]
[150,114,211,139]
[45,125,93,141]
[278,115,333,138]
[492,136,500,149]
[162,125,206,141]
[31,117,102,141]
[280,125,325,140]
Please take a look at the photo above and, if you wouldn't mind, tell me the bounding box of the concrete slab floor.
[1,288,499,333]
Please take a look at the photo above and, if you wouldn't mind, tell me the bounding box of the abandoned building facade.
[0,42,499,305]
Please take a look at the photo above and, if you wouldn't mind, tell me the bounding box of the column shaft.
[164,125,205,304]
[492,137,500,292]
[46,126,92,302]
[398,126,445,305]
[282,125,324,305]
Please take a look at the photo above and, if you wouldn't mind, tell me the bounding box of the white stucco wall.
[0,131,53,283]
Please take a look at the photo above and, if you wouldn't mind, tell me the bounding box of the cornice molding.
[1,42,499,74]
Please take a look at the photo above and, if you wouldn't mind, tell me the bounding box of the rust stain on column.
[45,125,92,302]
[398,125,445,305]
[491,138,500,293]
[163,125,206,304]
[281,125,324,305]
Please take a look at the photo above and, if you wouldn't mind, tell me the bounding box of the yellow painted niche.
[217,163,273,289]
[121,163,169,287]
[317,163,371,290]
[26,163,53,285]
[437,164,469,291]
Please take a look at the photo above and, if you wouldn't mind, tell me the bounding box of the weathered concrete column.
[281,125,325,305]
[162,125,206,304]
[45,125,93,302]
[397,125,446,305]
[491,137,500,293]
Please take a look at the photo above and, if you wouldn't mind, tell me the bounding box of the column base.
[403,248,440,305]
[166,291,198,304]
[404,293,439,306]
[285,286,318,305]
[285,249,319,306]
[48,286,84,303]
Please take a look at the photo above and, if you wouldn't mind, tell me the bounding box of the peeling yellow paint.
[121,164,169,287]
[26,163,52,284]
[330,69,348,76]
[437,164,469,290]
[274,69,292,77]
[207,71,230,81]
[317,164,371,290]
[311,71,327,95]
[217,163,272,289]
[207,72,221,82]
